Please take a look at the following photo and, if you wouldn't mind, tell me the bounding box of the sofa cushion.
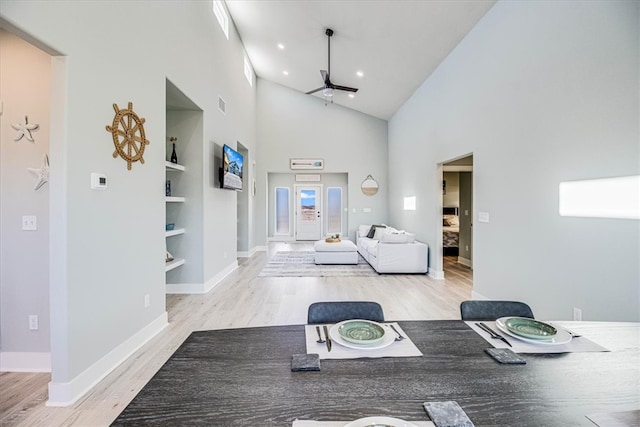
[358,224,372,238]
[359,238,378,254]
[380,232,416,244]
[373,226,388,240]
[367,224,385,238]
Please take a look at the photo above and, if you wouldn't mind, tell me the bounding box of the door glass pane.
[275,187,289,234]
[327,187,342,234]
[300,189,316,222]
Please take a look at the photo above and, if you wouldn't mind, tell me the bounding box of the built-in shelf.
[166,196,185,203]
[166,79,203,287]
[166,158,185,274]
[166,161,185,172]
[165,228,185,237]
[165,258,185,272]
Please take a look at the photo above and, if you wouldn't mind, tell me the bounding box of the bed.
[443,207,459,256]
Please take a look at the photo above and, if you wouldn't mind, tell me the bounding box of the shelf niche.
[165,79,204,290]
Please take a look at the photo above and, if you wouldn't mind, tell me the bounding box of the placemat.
[305,323,423,359]
[586,409,640,426]
[293,421,434,426]
[465,321,609,353]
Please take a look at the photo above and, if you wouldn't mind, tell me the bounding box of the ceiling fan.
[305,28,359,99]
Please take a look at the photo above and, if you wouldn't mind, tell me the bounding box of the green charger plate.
[505,317,557,340]
[338,320,386,345]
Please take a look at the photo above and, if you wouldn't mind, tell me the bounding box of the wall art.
[27,153,49,190]
[290,158,324,170]
[105,102,150,170]
[12,115,39,143]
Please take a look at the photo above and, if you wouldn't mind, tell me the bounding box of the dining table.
[112,320,640,426]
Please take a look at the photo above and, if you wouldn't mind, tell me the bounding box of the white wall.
[256,79,388,243]
[388,0,639,321]
[0,0,256,403]
[0,30,51,367]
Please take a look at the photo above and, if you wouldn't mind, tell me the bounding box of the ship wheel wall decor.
[105,102,150,170]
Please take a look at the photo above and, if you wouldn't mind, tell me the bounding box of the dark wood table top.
[112,320,640,426]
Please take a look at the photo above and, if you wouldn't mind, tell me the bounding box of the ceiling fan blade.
[332,84,359,93]
[305,87,325,95]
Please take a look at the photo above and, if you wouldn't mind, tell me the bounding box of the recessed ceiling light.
[348,93,355,99]
[277,43,285,50]
[356,71,364,78]
[282,70,289,76]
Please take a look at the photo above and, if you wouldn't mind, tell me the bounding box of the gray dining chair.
[307,301,385,324]
[460,300,534,321]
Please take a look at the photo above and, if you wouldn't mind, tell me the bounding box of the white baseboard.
[165,260,238,294]
[457,257,473,268]
[203,261,238,293]
[428,268,445,280]
[267,236,295,242]
[0,352,51,372]
[238,245,266,258]
[47,311,168,407]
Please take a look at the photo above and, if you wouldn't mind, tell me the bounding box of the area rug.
[258,251,378,277]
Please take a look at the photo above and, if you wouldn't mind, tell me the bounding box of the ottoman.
[314,239,358,265]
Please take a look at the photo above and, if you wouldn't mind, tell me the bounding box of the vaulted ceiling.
[226,0,496,120]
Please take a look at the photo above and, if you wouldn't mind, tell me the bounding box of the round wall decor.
[361,174,379,196]
[105,102,150,170]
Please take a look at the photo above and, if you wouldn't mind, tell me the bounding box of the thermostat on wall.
[91,173,107,190]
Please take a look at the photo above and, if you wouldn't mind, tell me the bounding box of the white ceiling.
[225,0,496,120]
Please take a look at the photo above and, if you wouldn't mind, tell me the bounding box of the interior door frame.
[438,154,474,278]
[294,184,323,241]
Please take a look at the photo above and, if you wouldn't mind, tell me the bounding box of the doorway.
[0,28,56,373]
[441,155,473,279]
[295,185,322,241]
[236,142,249,256]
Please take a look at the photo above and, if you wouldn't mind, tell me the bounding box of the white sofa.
[356,224,428,274]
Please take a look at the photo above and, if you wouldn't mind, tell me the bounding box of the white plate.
[496,317,572,345]
[338,320,386,345]
[329,321,396,350]
[343,416,419,427]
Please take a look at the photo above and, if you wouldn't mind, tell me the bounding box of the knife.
[477,322,512,347]
[323,325,332,352]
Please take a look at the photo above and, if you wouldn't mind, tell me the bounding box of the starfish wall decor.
[27,153,49,191]
[12,115,40,143]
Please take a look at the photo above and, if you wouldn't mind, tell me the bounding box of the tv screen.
[221,144,243,191]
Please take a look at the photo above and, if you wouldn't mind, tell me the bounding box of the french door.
[295,185,322,241]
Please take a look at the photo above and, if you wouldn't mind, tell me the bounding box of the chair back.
[307,301,384,324]
[460,300,534,321]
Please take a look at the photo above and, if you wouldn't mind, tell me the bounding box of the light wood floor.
[0,244,472,426]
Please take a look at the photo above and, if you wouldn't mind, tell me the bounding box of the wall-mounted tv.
[220,144,243,191]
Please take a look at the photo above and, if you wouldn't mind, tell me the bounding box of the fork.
[315,325,325,343]
[389,324,405,341]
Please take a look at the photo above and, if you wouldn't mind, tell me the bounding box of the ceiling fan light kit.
[306,28,358,104]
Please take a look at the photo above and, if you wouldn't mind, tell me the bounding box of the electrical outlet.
[29,315,39,330]
[22,215,37,230]
[144,294,150,308]
[573,307,582,321]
